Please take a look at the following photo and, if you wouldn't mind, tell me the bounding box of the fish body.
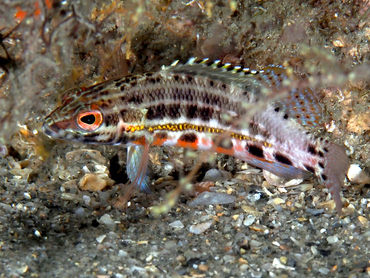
[43,58,349,212]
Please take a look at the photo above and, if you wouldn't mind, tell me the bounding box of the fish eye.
[76,110,103,131]
[81,114,96,124]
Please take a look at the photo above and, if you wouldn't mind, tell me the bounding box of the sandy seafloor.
[0,0,370,277]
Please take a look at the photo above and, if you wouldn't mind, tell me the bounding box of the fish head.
[43,85,144,145]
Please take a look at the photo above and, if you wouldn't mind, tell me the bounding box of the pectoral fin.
[126,144,153,193]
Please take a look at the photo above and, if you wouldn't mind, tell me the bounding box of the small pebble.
[98,214,116,230]
[223,255,236,263]
[188,192,236,206]
[79,173,114,191]
[118,250,128,257]
[241,205,264,217]
[327,235,339,244]
[311,245,318,255]
[306,208,324,215]
[82,195,91,206]
[243,215,256,227]
[96,235,106,243]
[269,198,285,205]
[263,170,286,185]
[249,270,263,278]
[249,240,263,248]
[299,183,314,191]
[164,240,177,249]
[280,256,287,264]
[284,178,303,187]
[318,267,330,275]
[0,145,8,156]
[17,265,29,274]
[203,169,223,182]
[358,216,369,227]
[176,255,186,263]
[169,220,184,229]
[272,258,284,269]
[74,207,85,217]
[66,149,108,164]
[199,264,209,271]
[247,192,263,202]
[189,221,213,234]
[23,192,31,200]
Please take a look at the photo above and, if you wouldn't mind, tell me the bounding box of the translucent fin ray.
[126,144,153,193]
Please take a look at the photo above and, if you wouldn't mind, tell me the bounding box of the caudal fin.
[322,142,350,213]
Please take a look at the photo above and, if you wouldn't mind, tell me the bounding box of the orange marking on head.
[15,7,27,22]
[45,0,53,9]
[34,2,41,18]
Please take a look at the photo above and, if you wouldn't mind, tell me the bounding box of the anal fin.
[234,149,311,180]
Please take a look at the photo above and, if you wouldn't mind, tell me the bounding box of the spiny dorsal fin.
[163,58,323,127]
[162,57,261,90]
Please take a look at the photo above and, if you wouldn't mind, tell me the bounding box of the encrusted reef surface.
[0,1,370,277]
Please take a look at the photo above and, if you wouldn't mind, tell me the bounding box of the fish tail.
[321,142,350,213]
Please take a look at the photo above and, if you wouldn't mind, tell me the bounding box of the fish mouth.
[42,122,65,139]
[42,121,95,143]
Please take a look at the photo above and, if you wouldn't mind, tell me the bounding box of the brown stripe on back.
[179,133,198,143]
[167,103,182,119]
[186,105,214,122]
[146,103,167,120]
[121,75,247,114]
[145,102,218,122]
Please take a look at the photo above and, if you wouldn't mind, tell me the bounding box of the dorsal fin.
[262,66,323,127]
[278,87,323,127]
[163,59,323,127]
[162,57,260,89]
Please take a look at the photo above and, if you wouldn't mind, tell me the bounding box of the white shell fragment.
[347,164,370,184]
[243,215,256,227]
[189,221,213,234]
[98,214,116,230]
[169,220,185,229]
[326,235,339,244]
[96,234,106,243]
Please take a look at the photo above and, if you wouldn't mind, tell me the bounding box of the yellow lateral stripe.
[144,123,272,147]
[126,123,272,147]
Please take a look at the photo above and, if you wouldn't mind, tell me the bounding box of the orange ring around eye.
[77,110,103,131]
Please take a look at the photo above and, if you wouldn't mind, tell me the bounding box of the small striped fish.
[43,58,349,212]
